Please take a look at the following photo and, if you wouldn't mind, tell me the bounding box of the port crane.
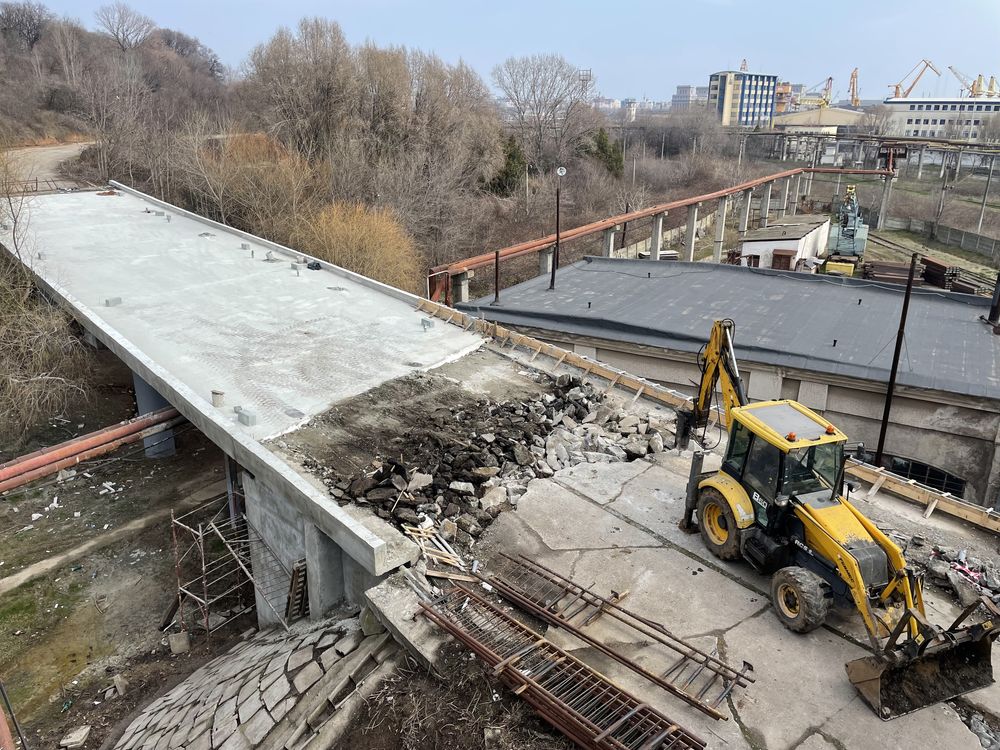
[849,68,860,108]
[798,77,832,109]
[949,66,999,98]
[889,59,940,98]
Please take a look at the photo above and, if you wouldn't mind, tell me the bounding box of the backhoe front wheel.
[697,488,742,561]
[771,567,830,633]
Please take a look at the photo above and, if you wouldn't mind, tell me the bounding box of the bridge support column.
[760,182,773,228]
[777,178,791,218]
[601,226,618,257]
[683,203,700,262]
[648,212,666,260]
[713,197,728,263]
[737,188,753,240]
[538,247,554,277]
[450,271,470,304]
[132,373,175,458]
[790,174,802,216]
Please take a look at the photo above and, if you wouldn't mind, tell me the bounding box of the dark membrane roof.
[458,258,1000,401]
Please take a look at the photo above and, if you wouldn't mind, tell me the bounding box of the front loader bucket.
[846,636,995,720]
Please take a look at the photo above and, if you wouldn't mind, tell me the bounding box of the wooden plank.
[846,461,1000,535]
[425,570,477,583]
[923,498,939,519]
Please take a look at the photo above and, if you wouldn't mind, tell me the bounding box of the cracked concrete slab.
[476,447,985,750]
[514,477,660,550]
[553,459,652,504]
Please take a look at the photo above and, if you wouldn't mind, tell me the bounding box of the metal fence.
[884,216,1000,262]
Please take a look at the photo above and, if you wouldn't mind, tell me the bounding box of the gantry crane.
[797,77,833,109]
[849,68,860,108]
[889,59,940,98]
[740,58,748,72]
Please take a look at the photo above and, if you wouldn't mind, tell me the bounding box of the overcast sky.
[41,0,1000,101]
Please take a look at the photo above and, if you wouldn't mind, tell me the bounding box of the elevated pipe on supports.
[0,416,186,494]
[0,406,179,482]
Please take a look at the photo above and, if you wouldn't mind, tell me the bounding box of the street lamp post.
[549,166,566,290]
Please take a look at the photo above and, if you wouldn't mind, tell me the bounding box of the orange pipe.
[0,406,178,483]
[0,416,185,494]
[430,166,894,277]
[0,704,13,750]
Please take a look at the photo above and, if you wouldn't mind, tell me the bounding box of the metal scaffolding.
[170,496,305,634]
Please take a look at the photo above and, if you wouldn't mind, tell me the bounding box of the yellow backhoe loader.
[677,319,999,719]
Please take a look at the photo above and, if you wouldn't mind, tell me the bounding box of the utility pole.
[875,253,919,467]
[978,155,995,234]
[549,166,566,290]
[524,163,529,216]
[632,157,636,186]
[660,131,665,159]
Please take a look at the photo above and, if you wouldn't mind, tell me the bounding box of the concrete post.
[790,175,802,216]
[978,156,995,234]
[306,525,345,618]
[916,145,926,180]
[738,188,753,239]
[955,148,964,180]
[683,203,701,261]
[876,175,894,230]
[450,271,470,304]
[760,182,773,228]
[601,226,617,257]
[939,150,947,179]
[713,196,729,263]
[538,247,554,277]
[132,373,176,457]
[780,136,788,161]
[778,179,791,218]
[648,212,666,260]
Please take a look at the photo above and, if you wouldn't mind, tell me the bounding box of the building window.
[975,119,981,125]
[934,104,941,110]
[931,119,937,125]
[951,104,958,110]
[862,454,968,497]
[960,104,966,111]
[973,131,979,138]
[917,104,924,110]
[977,105,983,111]
[906,118,913,124]
[921,130,927,136]
[909,104,916,110]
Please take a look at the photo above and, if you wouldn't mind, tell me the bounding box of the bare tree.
[862,104,894,136]
[95,1,154,52]
[0,146,87,441]
[47,17,84,87]
[492,54,596,168]
[0,1,51,50]
[78,55,150,180]
[978,114,1000,144]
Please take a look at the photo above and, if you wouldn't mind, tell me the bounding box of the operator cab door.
[722,421,782,527]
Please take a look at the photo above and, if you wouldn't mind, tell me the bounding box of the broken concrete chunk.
[168,632,190,655]
[648,432,665,453]
[512,443,533,465]
[59,726,91,748]
[113,674,129,697]
[471,466,500,480]
[456,513,483,537]
[448,481,475,495]
[359,605,387,636]
[407,472,433,491]
[335,629,365,657]
[440,518,458,541]
[479,486,506,511]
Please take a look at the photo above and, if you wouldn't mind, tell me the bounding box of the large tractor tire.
[771,566,831,633]
[697,488,743,561]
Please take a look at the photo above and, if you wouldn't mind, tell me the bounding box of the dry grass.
[294,203,423,294]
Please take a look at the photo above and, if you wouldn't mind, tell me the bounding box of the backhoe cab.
[678,320,999,719]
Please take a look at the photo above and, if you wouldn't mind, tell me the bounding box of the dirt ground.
[0,349,243,748]
[340,646,573,750]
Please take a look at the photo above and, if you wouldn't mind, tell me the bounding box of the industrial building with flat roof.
[883,96,1000,140]
[459,258,1000,506]
[709,70,778,127]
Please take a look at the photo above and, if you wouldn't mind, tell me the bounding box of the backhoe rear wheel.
[697,488,742,561]
[771,566,830,633]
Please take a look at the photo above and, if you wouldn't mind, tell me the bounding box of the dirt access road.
[5,141,92,188]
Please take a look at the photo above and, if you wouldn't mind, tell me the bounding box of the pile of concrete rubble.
[313,375,671,545]
[924,545,1000,606]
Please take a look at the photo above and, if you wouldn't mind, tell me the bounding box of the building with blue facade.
[708,71,778,127]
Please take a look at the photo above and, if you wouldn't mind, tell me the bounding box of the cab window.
[743,436,782,502]
[724,421,752,477]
